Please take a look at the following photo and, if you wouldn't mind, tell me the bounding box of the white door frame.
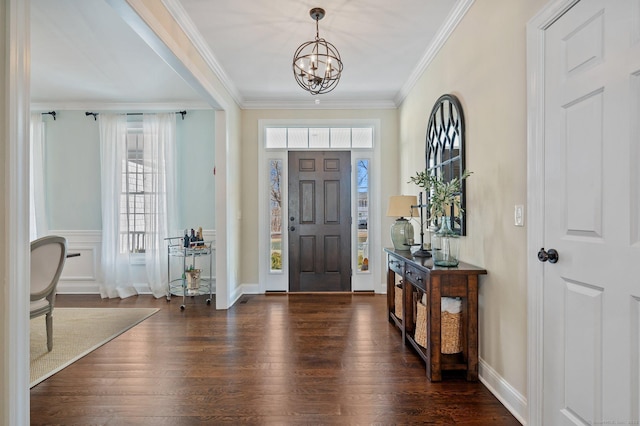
[4,0,32,423]
[526,0,581,424]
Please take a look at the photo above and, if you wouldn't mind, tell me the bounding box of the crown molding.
[395,0,475,106]
[242,98,398,111]
[161,0,244,107]
[29,101,211,112]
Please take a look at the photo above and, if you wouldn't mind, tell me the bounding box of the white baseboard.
[479,357,527,425]
[240,283,260,294]
[57,282,100,294]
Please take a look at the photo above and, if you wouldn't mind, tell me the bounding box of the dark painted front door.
[288,151,351,292]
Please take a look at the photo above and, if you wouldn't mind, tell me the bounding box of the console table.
[385,248,486,381]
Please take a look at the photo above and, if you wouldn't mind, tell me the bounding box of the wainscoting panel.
[50,230,102,294]
[50,230,216,295]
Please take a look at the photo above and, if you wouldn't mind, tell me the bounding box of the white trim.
[243,99,398,110]
[395,0,476,105]
[214,110,229,309]
[479,358,527,425]
[229,282,247,306]
[161,0,243,107]
[4,0,31,423]
[29,101,210,112]
[526,1,580,424]
[105,0,225,111]
[259,153,288,292]
[239,283,260,295]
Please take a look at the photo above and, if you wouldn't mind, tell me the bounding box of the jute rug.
[30,307,158,388]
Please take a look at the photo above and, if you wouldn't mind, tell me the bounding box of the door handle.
[537,248,559,264]
[289,226,296,232]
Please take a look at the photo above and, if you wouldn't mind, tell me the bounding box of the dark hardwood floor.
[30,293,520,425]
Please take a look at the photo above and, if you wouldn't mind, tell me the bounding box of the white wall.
[240,108,399,289]
[398,0,547,419]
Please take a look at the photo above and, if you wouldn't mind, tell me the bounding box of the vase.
[390,218,414,251]
[431,217,460,267]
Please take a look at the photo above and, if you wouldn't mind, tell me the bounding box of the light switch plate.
[514,205,524,227]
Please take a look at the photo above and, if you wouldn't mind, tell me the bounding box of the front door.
[288,151,351,292]
[542,0,639,423]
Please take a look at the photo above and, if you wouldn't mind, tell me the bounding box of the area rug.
[30,307,158,388]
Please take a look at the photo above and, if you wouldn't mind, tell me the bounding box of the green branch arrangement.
[408,170,472,220]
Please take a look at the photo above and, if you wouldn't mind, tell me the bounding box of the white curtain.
[143,113,178,297]
[30,113,48,241]
[98,113,137,298]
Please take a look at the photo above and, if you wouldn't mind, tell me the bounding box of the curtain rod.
[84,111,187,121]
[41,111,56,120]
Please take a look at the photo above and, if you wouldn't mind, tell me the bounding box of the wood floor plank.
[30,294,520,425]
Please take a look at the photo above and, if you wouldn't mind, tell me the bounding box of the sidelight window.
[269,159,283,272]
[357,159,370,272]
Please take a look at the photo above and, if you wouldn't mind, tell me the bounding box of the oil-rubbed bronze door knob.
[537,248,559,264]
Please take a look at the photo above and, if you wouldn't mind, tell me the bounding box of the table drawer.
[388,257,404,275]
[405,263,427,289]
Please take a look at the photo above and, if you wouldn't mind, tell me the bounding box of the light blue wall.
[45,111,102,230]
[44,109,216,231]
[177,109,216,230]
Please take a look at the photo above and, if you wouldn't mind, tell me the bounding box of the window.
[265,126,374,149]
[120,127,150,254]
[269,159,283,272]
[357,159,370,272]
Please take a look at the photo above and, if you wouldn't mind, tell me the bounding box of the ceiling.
[30,0,460,110]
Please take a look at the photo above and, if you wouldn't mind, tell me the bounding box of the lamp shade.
[387,195,418,218]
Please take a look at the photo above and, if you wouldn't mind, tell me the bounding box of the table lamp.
[387,195,418,251]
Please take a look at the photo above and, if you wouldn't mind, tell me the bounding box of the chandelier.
[292,8,343,95]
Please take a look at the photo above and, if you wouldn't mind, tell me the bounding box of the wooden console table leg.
[428,276,442,381]
[466,275,479,381]
[387,266,395,323]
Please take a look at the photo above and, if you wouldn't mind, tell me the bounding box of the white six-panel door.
[543,0,640,424]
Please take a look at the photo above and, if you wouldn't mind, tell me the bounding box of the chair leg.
[46,312,53,352]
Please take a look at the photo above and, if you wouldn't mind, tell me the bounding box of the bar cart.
[165,236,215,310]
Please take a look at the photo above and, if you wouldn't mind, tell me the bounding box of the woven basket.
[414,301,427,348]
[441,311,462,354]
[394,283,403,318]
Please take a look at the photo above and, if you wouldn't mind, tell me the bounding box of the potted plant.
[408,170,471,266]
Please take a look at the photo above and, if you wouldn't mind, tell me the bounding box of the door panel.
[289,151,351,292]
[543,0,640,423]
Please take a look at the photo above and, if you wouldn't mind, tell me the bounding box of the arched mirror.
[425,94,466,235]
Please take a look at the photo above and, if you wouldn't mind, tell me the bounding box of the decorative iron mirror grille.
[425,94,466,235]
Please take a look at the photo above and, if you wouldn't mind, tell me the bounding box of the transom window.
[265,126,373,149]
